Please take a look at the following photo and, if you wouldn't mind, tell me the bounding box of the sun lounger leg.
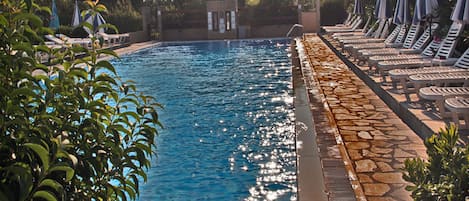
[436,100,451,118]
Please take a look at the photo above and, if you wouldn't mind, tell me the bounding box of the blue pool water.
[112,39,296,201]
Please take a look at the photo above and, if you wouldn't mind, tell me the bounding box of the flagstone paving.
[298,34,427,201]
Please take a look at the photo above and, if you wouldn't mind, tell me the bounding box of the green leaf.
[0,190,8,201]
[0,15,7,26]
[97,49,119,59]
[25,0,32,11]
[32,190,58,201]
[48,166,74,182]
[11,87,36,98]
[96,60,116,74]
[24,143,50,170]
[38,179,63,193]
[13,13,42,27]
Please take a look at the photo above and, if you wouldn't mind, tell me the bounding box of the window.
[212,12,219,31]
[225,11,231,31]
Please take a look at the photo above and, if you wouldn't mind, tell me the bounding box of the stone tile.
[340,126,376,131]
[355,159,378,172]
[336,114,362,120]
[353,120,371,126]
[372,172,405,184]
[341,130,358,135]
[358,173,373,183]
[370,146,393,154]
[337,120,356,126]
[345,142,370,150]
[332,108,350,114]
[362,150,383,158]
[376,162,394,172]
[393,149,415,158]
[363,183,391,196]
[358,131,373,140]
[348,149,363,160]
[342,135,360,142]
[367,197,398,201]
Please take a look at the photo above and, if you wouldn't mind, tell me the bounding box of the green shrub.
[403,124,469,201]
[0,0,160,200]
[106,13,142,33]
[56,25,73,36]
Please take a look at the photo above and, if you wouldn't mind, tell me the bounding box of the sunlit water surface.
[112,39,296,201]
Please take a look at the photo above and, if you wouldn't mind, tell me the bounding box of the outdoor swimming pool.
[112,39,296,201]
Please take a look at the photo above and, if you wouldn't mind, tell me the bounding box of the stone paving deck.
[320,34,469,143]
[298,34,428,201]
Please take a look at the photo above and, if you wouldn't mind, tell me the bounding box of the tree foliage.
[0,0,161,200]
[403,124,469,201]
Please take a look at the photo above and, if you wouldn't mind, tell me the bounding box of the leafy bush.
[106,13,142,33]
[403,124,469,201]
[0,0,160,200]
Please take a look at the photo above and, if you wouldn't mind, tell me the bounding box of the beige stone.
[348,149,363,160]
[394,149,415,158]
[342,135,359,142]
[340,126,376,131]
[355,159,377,172]
[362,149,382,158]
[373,158,393,163]
[370,147,393,154]
[340,130,357,135]
[357,173,373,183]
[367,197,396,201]
[335,114,361,120]
[363,104,375,110]
[370,130,385,136]
[358,131,373,139]
[372,172,405,184]
[332,108,349,114]
[363,183,391,196]
[353,121,371,126]
[374,135,390,140]
[372,123,394,127]
[336,120,355,126]
[372,141,393,148]
[367,113,388,120]
[345,142,370,150]
[376,162,394,172]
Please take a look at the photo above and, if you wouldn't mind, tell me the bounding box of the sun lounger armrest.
[431,58,459,66]
[385,43,403,48]
[443,94,469,99]
[399,49,421,55]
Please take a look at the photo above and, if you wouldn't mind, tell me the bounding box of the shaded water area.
[111,39,297,200]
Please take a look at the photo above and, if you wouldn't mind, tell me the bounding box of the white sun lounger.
[419,87,469,117]
[332,16,372,39]
[355,24,424,63]
[341,23,400,45]
[445,97,469,129]
[344,24,408,58]
[358,23,434,60]
[323,16,364,33]
[375,22,464,81]
[409,71,469,93]
[389,48,469,91]
[335,19,385,42]
[55,34,92,49]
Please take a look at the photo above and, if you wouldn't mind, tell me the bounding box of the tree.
[0,0,161,200]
